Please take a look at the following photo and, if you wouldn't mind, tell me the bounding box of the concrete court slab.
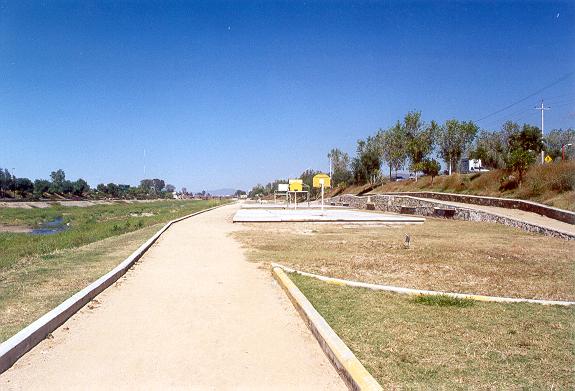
[241,203,345,210]
[233,208,425,223]
[0,204,345,390]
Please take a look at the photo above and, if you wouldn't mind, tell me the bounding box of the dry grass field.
[235,218,575,301]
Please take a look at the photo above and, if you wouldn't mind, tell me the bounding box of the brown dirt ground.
[234,217,575,301]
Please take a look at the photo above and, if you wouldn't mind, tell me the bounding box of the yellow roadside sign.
[312,174,331,188]
[544,155,552,163]
[289,179,303,192]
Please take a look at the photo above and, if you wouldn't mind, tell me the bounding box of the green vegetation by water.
[0,199,227,269]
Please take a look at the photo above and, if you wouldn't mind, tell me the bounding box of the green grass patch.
[412,294,474,308]
[290,273,575,389]
[0,200,227,270]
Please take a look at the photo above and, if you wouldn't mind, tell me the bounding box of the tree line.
[249,110,574,195]
[0,168,176,200]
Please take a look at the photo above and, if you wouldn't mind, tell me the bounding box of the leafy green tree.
[107,183,120,198]
[352,136,381,184]
[140,179,153,193]
[545,128,575,160]
[152,179,165,193]
[420,159,441,184]
[0,168,14,197]
[96,183,108,193]
[33,179,51,197]
[506,148,535,186]
[437,119,479,174]
[300,169,321,196]
[72,179,90,196]
[165,184,176,193]
[49,169,66,193]
[508,124,543,153]
[327,148,352,186]
[378,122,407,180]
[61,180,74,194]
[403,111,438,180]
[248,184,266,198]
[470,130,507,169]
[15,178,34,194]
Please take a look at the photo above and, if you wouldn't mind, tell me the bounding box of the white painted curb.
[0,203,228,374]
[272,263,575,306]
[272,266,382,391]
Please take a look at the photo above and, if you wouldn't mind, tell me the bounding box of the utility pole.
[535,100,550,164]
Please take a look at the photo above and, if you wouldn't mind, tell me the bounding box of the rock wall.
[330,194,574,240]
[376,191,575,224]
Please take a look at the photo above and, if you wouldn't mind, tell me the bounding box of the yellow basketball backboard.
[289,179,303,192]
[312,174,331,188]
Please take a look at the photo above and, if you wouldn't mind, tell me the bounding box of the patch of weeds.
[412,294,475,308]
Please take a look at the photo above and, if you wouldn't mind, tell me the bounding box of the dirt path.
[0,204,345,389]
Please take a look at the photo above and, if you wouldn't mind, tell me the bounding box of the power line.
[480,105,535,129]
[475,72,573,123]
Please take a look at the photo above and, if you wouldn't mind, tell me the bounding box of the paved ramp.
[0,204,345,389]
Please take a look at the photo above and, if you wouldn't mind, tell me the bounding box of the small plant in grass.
[412,294,474,307]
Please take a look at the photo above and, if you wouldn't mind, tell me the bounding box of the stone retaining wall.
[375,191,575,224]
[330,194,574,240]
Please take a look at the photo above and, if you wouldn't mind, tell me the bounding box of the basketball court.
[233,208,425,223]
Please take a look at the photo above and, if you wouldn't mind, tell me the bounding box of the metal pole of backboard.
[320,179,325,211]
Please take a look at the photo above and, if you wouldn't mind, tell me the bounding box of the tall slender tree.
[437,119,479,174]
[327,148,352,186]
[403,111,438,180]
[378,122,407,180]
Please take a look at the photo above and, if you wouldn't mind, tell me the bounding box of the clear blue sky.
[1,1,574,191]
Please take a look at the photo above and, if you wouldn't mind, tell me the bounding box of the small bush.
[412,294,474,308]
[499,175,518,191]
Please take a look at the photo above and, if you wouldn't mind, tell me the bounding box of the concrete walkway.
[421,197,575,235]
[0,204,345,389]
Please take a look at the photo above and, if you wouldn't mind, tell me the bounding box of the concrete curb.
[0,203,228,374]
[272,266,382,391]
[272,263,575,306]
